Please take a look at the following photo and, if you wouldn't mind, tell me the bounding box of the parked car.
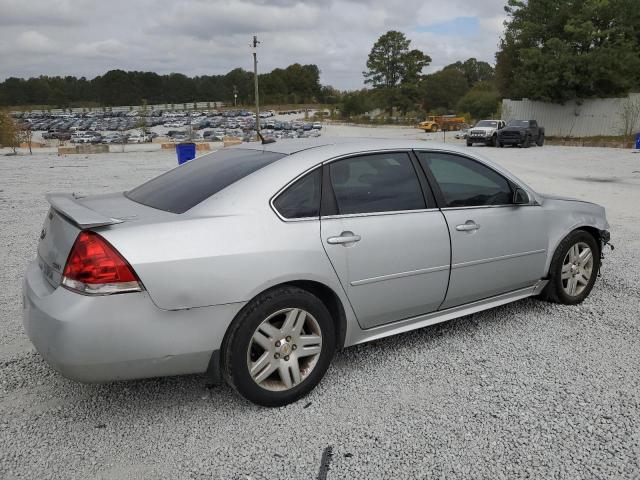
[127,133,151,143]
[497,120,545,148]
[103,134,125,144]
[53,132,72,141]
[467,120,506,147]
[23,139,610,407]
[454,128,468,140]
[71,134,95,144]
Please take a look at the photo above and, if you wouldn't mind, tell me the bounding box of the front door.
[416,151,547,309]
[320,152,451,329]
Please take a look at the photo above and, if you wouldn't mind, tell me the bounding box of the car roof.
[228,137,471,156]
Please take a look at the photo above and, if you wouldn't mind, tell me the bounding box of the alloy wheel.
[561,242,594,296]
[247,308,323,391]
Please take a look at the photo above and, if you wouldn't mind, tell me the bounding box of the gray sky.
[0,0,507,89]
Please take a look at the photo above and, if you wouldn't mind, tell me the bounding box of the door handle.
[456,221,480,232]
[327,232,361,245]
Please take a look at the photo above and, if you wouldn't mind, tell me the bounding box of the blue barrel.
[176,143,196,165]
[636,132,640,150]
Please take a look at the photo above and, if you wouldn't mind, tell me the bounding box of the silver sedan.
[23,138,610,406]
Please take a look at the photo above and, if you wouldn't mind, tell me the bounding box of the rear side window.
[273,169,321,219]
[417,152,512,207]
[329,152,426,215]
[126,149,285,213]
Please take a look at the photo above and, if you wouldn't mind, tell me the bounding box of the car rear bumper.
[22,260,244,383]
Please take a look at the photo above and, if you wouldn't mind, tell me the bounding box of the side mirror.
[513,188,530,205]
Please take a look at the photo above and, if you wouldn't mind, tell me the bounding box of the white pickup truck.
[467,119,506,147]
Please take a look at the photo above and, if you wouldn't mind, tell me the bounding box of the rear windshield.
[507,120,531,127]
[126,148,285,213]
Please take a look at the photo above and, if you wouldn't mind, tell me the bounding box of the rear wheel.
[222,286,336,407]
[540,230,600,305]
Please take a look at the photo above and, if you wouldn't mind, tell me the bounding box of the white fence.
[502,93,640,137]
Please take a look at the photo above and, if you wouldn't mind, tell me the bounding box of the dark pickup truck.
[497,120,545,148]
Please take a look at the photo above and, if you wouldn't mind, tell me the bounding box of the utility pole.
[252,35,261,133]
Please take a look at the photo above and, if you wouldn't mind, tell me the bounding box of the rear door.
[416,151,547,309]
[320,151,451,329]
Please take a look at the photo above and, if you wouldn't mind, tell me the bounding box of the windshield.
[475,121,498,128]
[126,148,285,213]
[507,120,531,127]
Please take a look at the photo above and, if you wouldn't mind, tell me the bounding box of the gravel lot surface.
[1,129,640,479]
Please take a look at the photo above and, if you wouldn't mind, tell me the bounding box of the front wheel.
[466,140,473,147]
[536,133,545,146]
[222,286,336,407]
[540,230,600,305]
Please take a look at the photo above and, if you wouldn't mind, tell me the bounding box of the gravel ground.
[1,131,640,479]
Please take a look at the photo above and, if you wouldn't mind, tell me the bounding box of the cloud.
[15,31,57,54]
[0,0,80,26]
[0,0,508,89]
[152,1,322,38]
[73,39,127,57]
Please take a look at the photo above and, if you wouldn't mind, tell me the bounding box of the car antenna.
[257,131,276,145]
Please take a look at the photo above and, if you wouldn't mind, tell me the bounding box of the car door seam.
[436,209,454,311]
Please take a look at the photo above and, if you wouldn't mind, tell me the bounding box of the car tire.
[536,134,545,146]
[466,140,473,147]
[497,140,503,148]
[539,230,600,305]
[522,135,531,148]
[221,286,336,407]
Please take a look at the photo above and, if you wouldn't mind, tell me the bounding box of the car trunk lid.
[38,192,174,288]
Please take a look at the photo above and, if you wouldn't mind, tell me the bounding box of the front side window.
[417,152,512,207]
[273,169,321,219]
[329,152,426,215]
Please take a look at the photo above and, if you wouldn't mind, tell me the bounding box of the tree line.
[0,63,328,108]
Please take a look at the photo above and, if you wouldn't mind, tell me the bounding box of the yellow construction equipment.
[418,115,466,132]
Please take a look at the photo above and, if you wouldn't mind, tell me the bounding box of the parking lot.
[1,133,640,479]
[15,109,323,147]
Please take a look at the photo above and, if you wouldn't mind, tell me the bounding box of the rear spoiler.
[45,193,124,229]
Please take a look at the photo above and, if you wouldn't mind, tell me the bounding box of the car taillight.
[62,231,142,295]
